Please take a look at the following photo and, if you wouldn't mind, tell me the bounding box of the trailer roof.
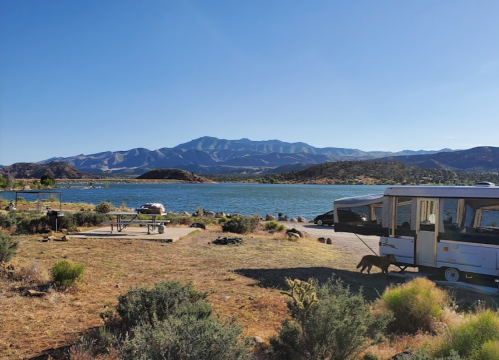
[384,185,499,198]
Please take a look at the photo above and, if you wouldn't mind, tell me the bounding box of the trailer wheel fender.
[442,267,460,282]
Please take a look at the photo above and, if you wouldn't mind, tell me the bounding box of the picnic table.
[105,211,169,234]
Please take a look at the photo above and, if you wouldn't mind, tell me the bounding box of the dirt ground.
[1,222,499,359]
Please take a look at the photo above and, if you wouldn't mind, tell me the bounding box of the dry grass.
[1,227,498,359]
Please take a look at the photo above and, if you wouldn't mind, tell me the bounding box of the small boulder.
[326,238,332,244]
[190,222,206,230]
[297,216,306,223]
[290,218,298,223]
[265,214,276,221]
[318,237,326,243]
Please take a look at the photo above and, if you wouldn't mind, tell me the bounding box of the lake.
[1,183,389,220]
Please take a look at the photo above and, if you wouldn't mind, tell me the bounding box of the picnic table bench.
[105,211,170,234]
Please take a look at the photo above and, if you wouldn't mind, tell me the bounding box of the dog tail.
[356,260,362,269]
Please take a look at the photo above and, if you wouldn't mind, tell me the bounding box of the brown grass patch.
[1,229,499,359]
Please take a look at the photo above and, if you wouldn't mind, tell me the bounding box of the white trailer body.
[334,185,499,282]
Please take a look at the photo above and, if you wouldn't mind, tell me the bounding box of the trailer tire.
[443,267,460,282]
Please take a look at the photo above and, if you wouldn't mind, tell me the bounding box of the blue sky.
[1,1,498,165]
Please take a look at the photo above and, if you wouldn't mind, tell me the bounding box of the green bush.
[222,216,259,234]
[0,232,19,263]
[116,281,211,328]
[51,259,85,288]
[270,277,392,360]
[72,211,108,227]
[121,315,250,360]
[475,340,499,360]
[379,277,449,334]
[165,214,193,226]
[95,201,114,214]
[264,220,286,232]
[433,310,499,359]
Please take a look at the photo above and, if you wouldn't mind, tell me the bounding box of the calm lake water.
[1,184,389,220]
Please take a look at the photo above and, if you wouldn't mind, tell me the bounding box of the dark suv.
[313,209,367,226]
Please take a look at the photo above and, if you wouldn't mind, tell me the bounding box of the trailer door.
[416,198,439,267]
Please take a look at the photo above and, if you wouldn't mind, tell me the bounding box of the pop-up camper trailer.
[334,184,499,282]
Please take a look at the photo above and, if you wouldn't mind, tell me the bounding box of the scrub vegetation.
[2,211,499,359]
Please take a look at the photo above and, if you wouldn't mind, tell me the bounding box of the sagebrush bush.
[222,216,259,234]
[116,281,211,328]
[12,261,48,283]
[72,211,108,227]
[121,315,250,360]
[378,277,449,334]
[0,232,18,263]
[165,214,193,226]
[433,309,499,359]
[264,220,286,232]
[95,201,114,214]
[270,277,392,360]
[51,259,85,288]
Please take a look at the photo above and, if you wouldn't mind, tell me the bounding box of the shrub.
[116,281,211,328]
[121,315,250,360]
[95,201,114,214]
[0,232,18,263]
[433,309,499,359]
[476,340,499,360]
[378,277,449,333]
[51,259,85,288]
[270,277,392,360]
[72,211,108,227]
[264,220,286,232]
[165,214,193,226]
[12,261,48,283]
[222,216,259,234]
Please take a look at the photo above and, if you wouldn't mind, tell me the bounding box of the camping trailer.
[333,184,499,282]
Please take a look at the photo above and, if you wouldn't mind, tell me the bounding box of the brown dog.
[356,254,396,274]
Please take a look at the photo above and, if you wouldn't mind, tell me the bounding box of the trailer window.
[481,210,499,228]
[442,198,458,225]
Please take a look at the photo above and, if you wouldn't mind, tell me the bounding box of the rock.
[220,296,231,300]
[252,336,265,344]
[61,235,68,242]
[182,211,191,217]
[278,214,288,221]
[326,238,332,244]
[297,216,306,223]
[190,222,206,229]
[318,237,326,243]
[290,218,298,223]
[60,228,68,234]
[286,232,300,239]
[388,352,414,360]
[204,210,215,217]
[265,214,276,221]
[215,212,226,218]
[27,289,47,297]
[287,228,303,237]
[213,236,243,245]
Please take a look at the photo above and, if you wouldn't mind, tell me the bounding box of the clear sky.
[1,1,498,165]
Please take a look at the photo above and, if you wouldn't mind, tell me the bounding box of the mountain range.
[2,137,498,176]
[32,136,458,175]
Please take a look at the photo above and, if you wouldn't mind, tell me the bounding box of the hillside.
[378,146,499,172]
[269,161,499,185]
[0,161,91,179]
[136,168,213,183]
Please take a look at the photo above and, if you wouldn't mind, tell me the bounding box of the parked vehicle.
[333,183,499,283]
[314,209,367,226]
